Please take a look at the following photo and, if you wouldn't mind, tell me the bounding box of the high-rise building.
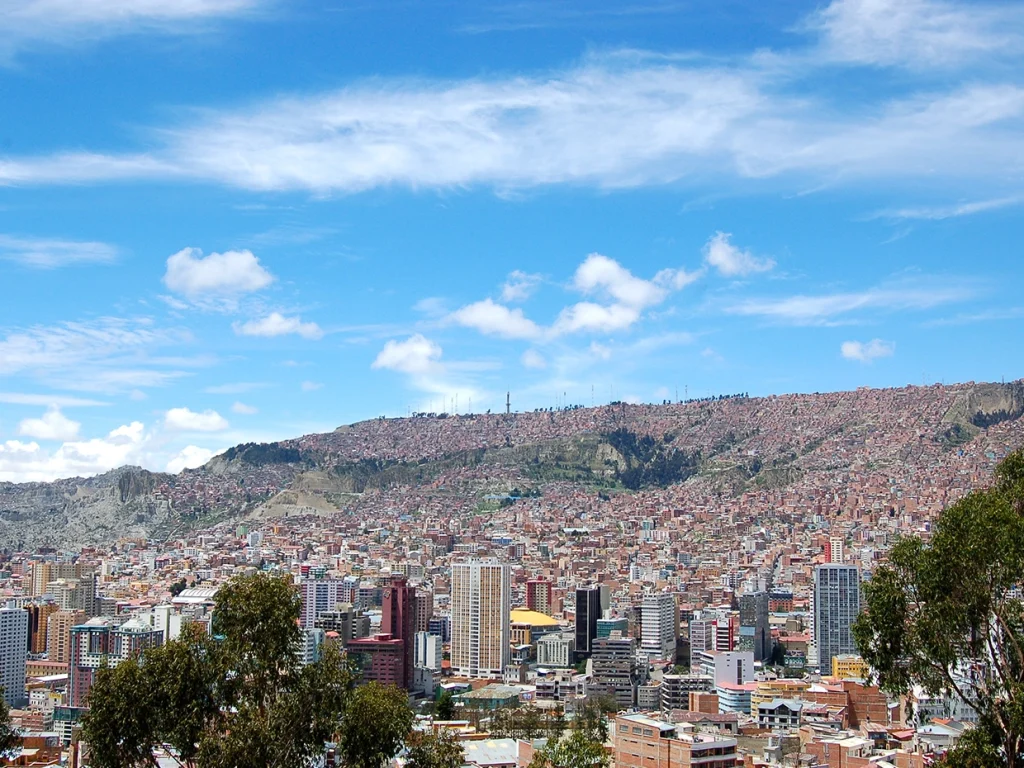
[738,592,770,662]
[0,603,29,708]
[589,636,642,709]
[575,585,602,659]
[813,564,861,675]
[47,610,87,665]
[640,593,678,660]
[450,558,510,678]
[825,537,845,564]
[382,574,416,687]
[69,617,163,707]
[26,602,58,655]
[414,631,442,671]
[414,590,433,634]
[597,617,629,639]
[526,579,553,615]
[299,578,346,629]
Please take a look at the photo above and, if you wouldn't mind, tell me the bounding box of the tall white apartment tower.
[450,559,510,678]
[640,592,678,660]
[0,603,28,707]
[813,564,861,675]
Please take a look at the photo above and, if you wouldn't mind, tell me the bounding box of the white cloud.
[879,196,1022,220]
[17,407,81,441]
[449,299,542,340]
[0,317,192,393]
[802,0,1021,68]
[6,37,1024,194]
[573,253,667,309]
[0,421,146,483]
[413,297,448,317]
[0,0,264,59]
[0,392,107,407]
[553,302,641,335]
[233,312,323,340]
[164,407,229,432]
[727,278,974,324]
[231,401,258,415]
[0,234,117,268]
[501,271,542,303]
[300,381,323,392]
[372,334,443,375]
[521,349,547,369]
[204,382,267,394]
[165,445,215,474]
[163,247,274,300]
[841,338,896,362]
[589,341,613,360]
[703,232,775,277]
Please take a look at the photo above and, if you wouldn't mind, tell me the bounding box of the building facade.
[813,565,861,675]
[0,604,29,708]
[450,559,510,679]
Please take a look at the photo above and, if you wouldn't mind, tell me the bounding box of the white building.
[414,631,442,671]
[537,633,575,668]
[640,593,677,660]
[0,603,29,707]
[450,559,510,679]
[299,628,325,666]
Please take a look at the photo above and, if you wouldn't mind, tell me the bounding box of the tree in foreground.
[528,729,608,768]
[853,449,1024,767]
[83,573,355,768]
[435,689,456,721]
[339,681,415,768]
[404,728,465,768]
[0,692,19,763]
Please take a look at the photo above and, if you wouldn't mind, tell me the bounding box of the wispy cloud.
[0,317,194,393]
[3,33,1023,193]
[0,392,109,407]
[876,196,1022,220]
[0,234,118,268]
[727,277,976,325]
[0,0,268,60]
[841,338,896,362]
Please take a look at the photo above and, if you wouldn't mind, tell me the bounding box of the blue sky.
[0,0,1022,481]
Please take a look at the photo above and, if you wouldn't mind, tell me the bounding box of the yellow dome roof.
[511,608,560,627]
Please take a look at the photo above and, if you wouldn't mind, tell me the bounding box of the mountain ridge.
[1,379,1022,550]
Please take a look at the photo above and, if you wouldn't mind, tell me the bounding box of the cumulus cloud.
[164,407,229,432]
[233,312,323,340]
[163,247,274,300]
[553,302,641,335]
[231,401,258,415]
[165,445,215,474]
[573,253,667,309]
[372,334,443,374]
[0,421,146,483]
[703,232,775,277]
[841,338,896,362]
[0,234,118,269]
[17,407,81,441]
[521,349,547,369]
[449,299,542,340]
[501,271,542,303]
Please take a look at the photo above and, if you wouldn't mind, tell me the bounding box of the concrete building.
[661,674,713,713]
[382,574,416,688]
[756,699,803,730]
[537,633,574,668]
[613,713,738,768]
[526,579,553,615]
[813,564,861,675]
[299,578,347,629]
[46,610,86,665]
[0,603,28,708]
[450,559,510,679]
[738,592,770,662]
[590,636,642,710]
[597,617,628,639]
[69,617,163,708]
[414,631,442,671]
[640,593,677,661]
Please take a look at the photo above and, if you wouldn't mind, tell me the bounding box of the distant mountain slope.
[1,381,1022,549]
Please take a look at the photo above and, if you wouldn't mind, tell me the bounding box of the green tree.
[82,573,354,768]
[405,728,465,768]
[339,682,414,768]
[0,690,20,763]
[82,658,161,768]
[854,450,1024,768]
[529,730,608,768]
[572,696,615,744]
[435,689,456,721]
